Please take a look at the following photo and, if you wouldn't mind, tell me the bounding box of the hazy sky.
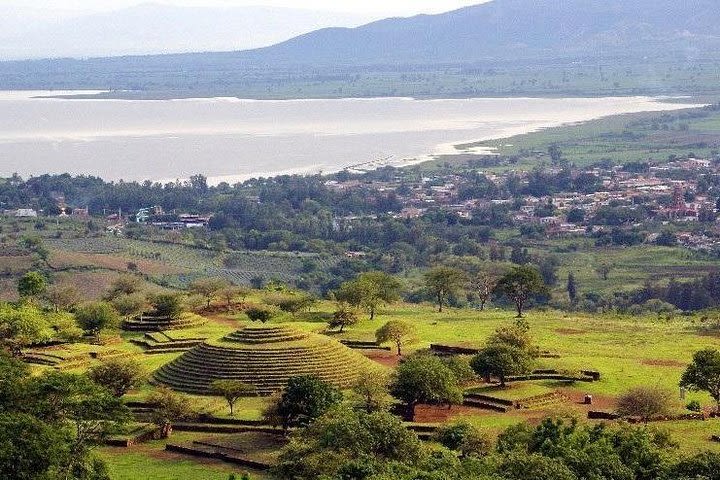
[5,1,487,16]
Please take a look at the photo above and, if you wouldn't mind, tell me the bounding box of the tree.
[74,301,120,342]
[0,304,54,355]
[265,292,316,317]
[17,271,46,299]
[245,305,278,323]
[680,348,720,412]
[151,293,184,319]
[28,371,130,473]
[0,413,71,480]
[487,318,537,355]
[548,145,563,164]
[20,235,49,262]
[390,353,463,418]
[190,277,229,308]
[217,285,249,310]
[45,283,82,312]
[567,273,578,305]
[147,387,193,438]
[434,421,491,458]
[499,452,576,480]
[264,375,342,430]
[351,369,393,413]
[670,452,720,480]
[211,380,256,416]
[328,305,360,333]
[273,406,424,480]
[616,386,673,423]
[88,358,147,397]
[375,320,417,356]
[494,265,547,317]
[336,272,401,320]
[105,274,143,299]
[595,263,612,281]
[424,267,466,312]
[472,272,498,311]
[112,292,146,319]
[538,256,560,287]
[471,344,535,386]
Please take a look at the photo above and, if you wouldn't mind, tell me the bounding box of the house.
[72,208,89,218]
[15,208,38,218]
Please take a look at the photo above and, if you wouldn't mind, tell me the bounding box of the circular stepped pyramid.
[122,312,206,332]
[154,324,377,395]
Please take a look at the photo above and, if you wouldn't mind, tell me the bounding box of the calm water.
[0,92,701,184]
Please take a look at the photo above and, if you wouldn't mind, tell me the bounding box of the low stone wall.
[105,425,159,447]
[588,411,707,423]
[165,443,272,471]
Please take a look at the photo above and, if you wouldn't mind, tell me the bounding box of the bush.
[151,293,184,319]
[264,375,342,430]
[616,386,673,423]
[88,358,147,397]
[686,400,702,412]
[245,305,278,323]
[390,353,463,418]
[74,301,120,341]
[434,421,491,458]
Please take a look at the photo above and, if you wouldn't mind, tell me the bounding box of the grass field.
[23,299,720,478]
[447,102,720,170]
[98,432,268,480]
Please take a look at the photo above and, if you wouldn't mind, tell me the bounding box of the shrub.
[211,380,257,416]
[375,320,417,356]
[686,400,702,412]
[151,293,184,319]
[434,421,491,458]
[264,375,342,430]
[390,353,463,418]
[74,301,120,341]
[89,358,147,397]
[328,306,360,332]
[616,386,673,423]
[245,305,278,324]
[471,344,535,386]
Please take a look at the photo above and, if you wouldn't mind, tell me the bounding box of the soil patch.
[364,350,402,368]
[558,388,616,411]
[555,328,587,335]
[640,359,685,368]
[413,404,486,423]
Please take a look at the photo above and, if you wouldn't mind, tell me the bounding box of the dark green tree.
[471,344,535,386]
[390,353,463,418]
[17,271,47,299]
[424,267,466,312]
[494,265,547,317]
[567,273,578,304]
[265,375,342,430]
[680,348,720,412]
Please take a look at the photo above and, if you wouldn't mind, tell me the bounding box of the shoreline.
[199,101,708,186]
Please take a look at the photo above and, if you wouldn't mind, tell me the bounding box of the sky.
[3,0,487,16]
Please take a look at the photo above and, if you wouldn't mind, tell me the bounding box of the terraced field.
[45,236,339,288]
[123,312,207,332]
[23,343,134,370]
[154,324,377,395]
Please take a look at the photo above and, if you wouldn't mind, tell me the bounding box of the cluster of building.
[327,156,720,249]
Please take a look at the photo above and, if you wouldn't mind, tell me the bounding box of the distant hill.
[0,0,719,98]
[0,3,373,60]
[235,0,720,65]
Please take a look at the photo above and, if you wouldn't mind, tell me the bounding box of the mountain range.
[0,0,718,97]
[0,3,373,60]
[235,0,720,65]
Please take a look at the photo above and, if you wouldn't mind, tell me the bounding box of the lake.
[0,92,701,184]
